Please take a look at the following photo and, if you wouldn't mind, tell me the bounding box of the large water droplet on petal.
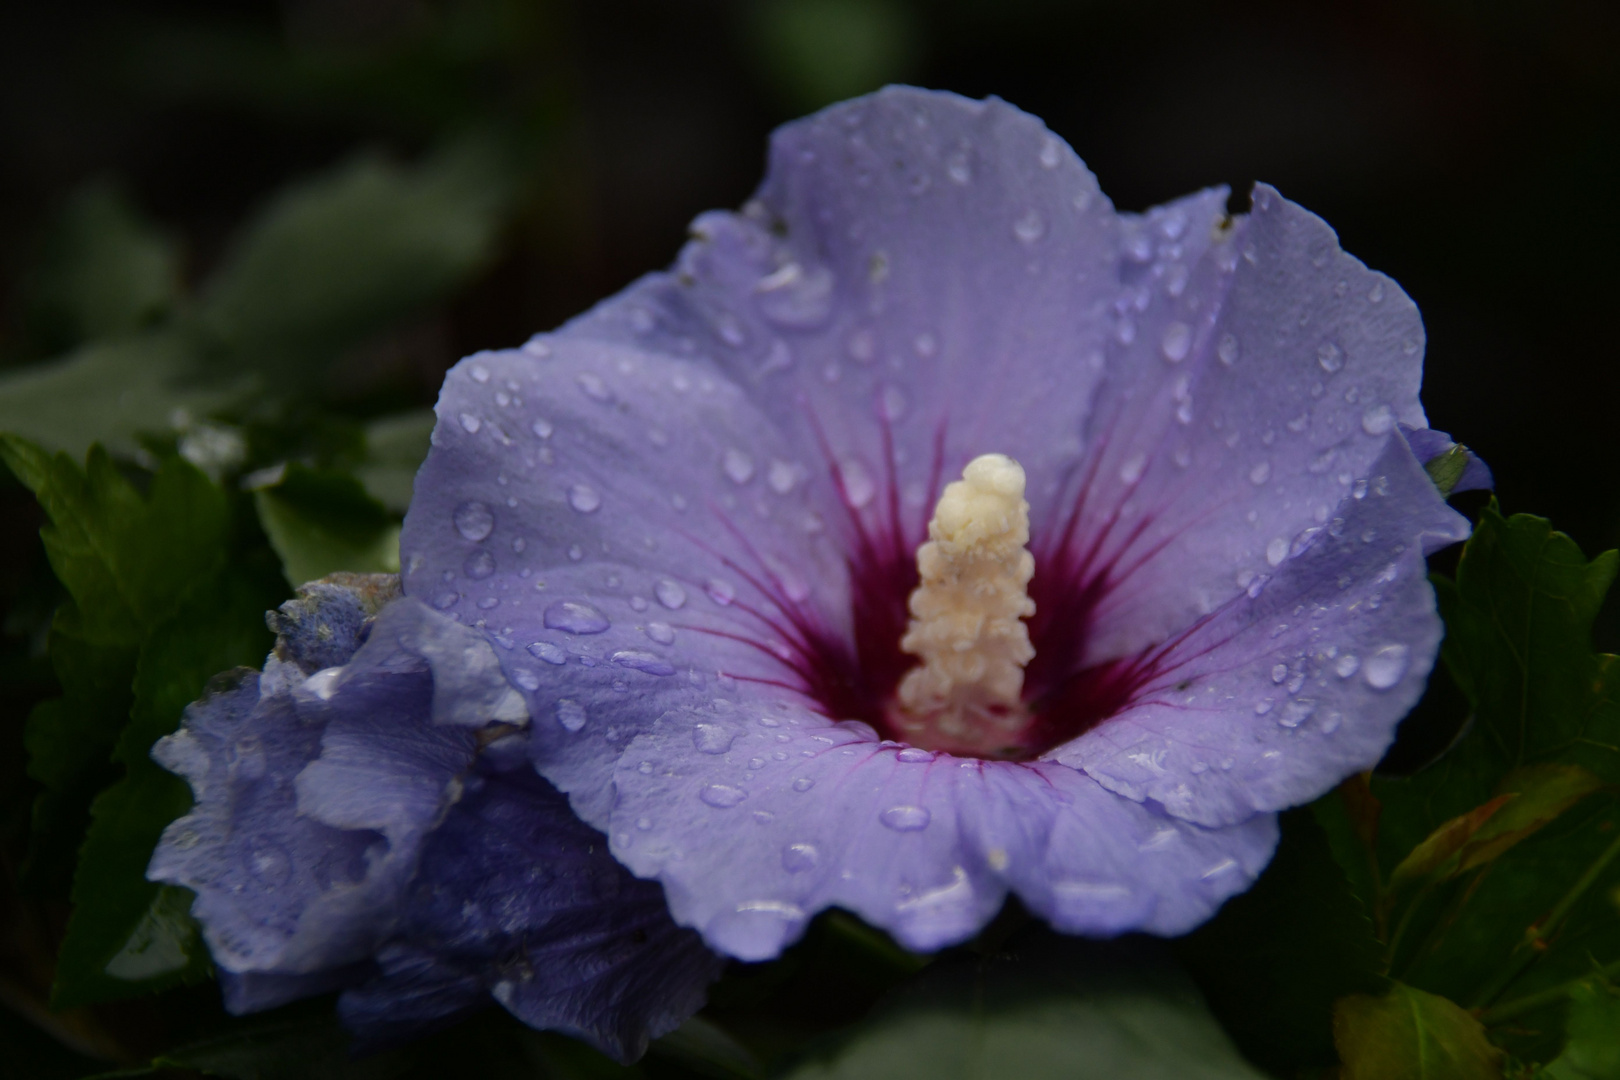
[723,449,755,484]
[544,601,610,634]
[656,579,687,609]
[454,501,495,541]
[1161,322,1192,362]
[700,784,747,808]
[693,724,735,754]
[1363,644,1410,690]
[792,777,815,792]
[612,649,675,676]
[645,622,675,645]
[879,805,931,831]
[556,699,587,732]
[781,843,820,873]
[568,484,601,513]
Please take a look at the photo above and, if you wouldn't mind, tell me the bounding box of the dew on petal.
[568,483,601,513]
[705,579,735,606]
[792,777,815,792]
[453,501,495,541]
[463,551,496,580]
[768,460,798,494]
[544,601,611,634]
[1217,334,1240,366]
[645,622,675,645]
[511,668,540,691]
[1161,321,1192,362]
[1334,654,1360,678]
[577,373,611,401]
[1249,461,1272,485]
[840,459,876,508]
[879,805,931,831]
[1266,537,1289,566]
[459,412,482,433]
[1317,343,1344,373]
[724,449,756,484]
[693,724,735,755]
[1013,210,1045,244]
[781,843,820,873]
[612,650,676,676]
[527,641,566,664]
[700,784,747,808]
[1119,451,1147,484]
[556,699,587,732]
[1361,405,1395,436]
[656,579,688,609]
[1363,644,1410,690]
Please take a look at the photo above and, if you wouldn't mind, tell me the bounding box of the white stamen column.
[894,453,1036,756]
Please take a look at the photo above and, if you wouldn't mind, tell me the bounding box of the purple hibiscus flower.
[147,575,723,1061]
[399,86,1483,962]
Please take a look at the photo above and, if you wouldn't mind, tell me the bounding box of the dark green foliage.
[1176,808,1389,1075]
[251,463,399,587]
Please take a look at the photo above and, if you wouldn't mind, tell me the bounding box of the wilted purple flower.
[148,575,722,1061]
[400,87,1481,961]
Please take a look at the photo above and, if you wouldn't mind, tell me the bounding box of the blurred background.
[0,0,1616,1072]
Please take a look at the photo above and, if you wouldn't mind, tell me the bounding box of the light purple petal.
[1053,434,1467,827]
[608,704,1276,958]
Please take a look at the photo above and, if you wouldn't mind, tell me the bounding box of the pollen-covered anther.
[893,453,1036,757]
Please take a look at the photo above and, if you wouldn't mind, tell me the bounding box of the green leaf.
[0,438,230,647]
[1333,982,1502,1080]
[353,409,434,514]
[0,333,241,461]
[1175,807,1388,1075]
[54,570,278,1007]
[780,930,1267,1080]
[1540,981,1620,1079]
[252,463,399,588]
[1454,766,1605,876]
[1388,794,1518,894]
[201,140,512,385]
[26,181,179,351]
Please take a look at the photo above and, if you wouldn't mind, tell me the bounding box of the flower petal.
[607,704,1277,958]
[1055,434,1468,827]
[1052,184,1448,663]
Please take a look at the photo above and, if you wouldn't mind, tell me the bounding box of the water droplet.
[464,550,496,579]
[1250,460,1272,485]
[692,724,735,755]
[577,373,610,401]
[1119,451,1147,484]
[1280,699,1316,728]
[840,459,875,508]
[567,544,584,561]
[913,332,938,358]
[715,312,745,346]
[768,460,798,494]
[1270,663,1288,684]
[250,844,292,886]
[1361,404,1395,436]
[1255,700,1274,715]
[723,449,755,484]
[880,805,931,831]
[1161,322,1192,362]
[880,385,907,421]
[1218,334,1240,366]
[1266,537,1289,566]
[612,650,675,676]
[459,412,482,434]
[1334,654,1360,678]
[527,641,566,665]
[1317,343,1343,373]
[645,622,675,645]
[544,601,610,634]
[656,579,687,609]
[782,843,820,873]
[946,150,972,185]
[1368,281,1385,303]
[1363,644,1410,690]
[756,262,835,329]
[566,483,601,514]
[896,747,934,763]
[1038,136,1061,168]
[700,784,747,808]
[432,591,458,610]
[454,501,495,541]
[1013,210,1045,243]
[556,699,587,732]
[511,668,541,691]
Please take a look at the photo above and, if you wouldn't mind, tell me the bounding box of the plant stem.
[1471,829,1620,1009]
[1479,954,1620,1026]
